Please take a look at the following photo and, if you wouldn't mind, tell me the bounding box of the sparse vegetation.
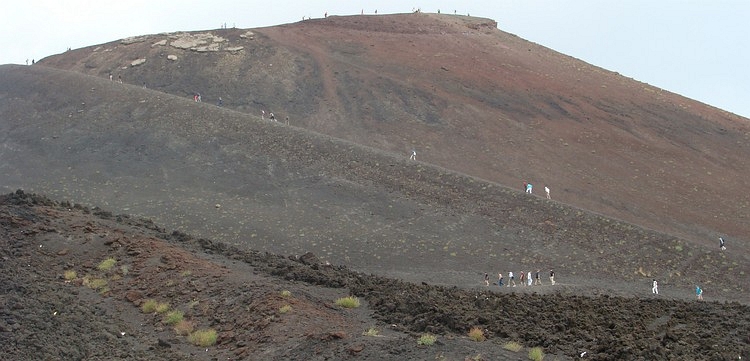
[83,277,108,291]
[363,327,379,337]
[504,341,523,352]
[528,347,544,361]
[141,299,158,313]
[468,327,485,342]
[335,296,360,308]
[279,304,292,314]
[97,257,116,271]
[417,333,437,346]
[63,270,77,280]
[189,328,218,347]
[119,265,129,276]
[155,302,170,314]
[163,310,184,325]
[173,320,194,336]
[280,290,292,298]
[180,270,192,277]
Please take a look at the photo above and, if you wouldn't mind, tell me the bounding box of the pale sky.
[2,0,748,118]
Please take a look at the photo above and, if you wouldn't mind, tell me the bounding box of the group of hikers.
[484,269,555,288]
[523,181,551,200]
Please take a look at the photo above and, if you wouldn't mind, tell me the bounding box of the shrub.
[155,302,170,314]
[363,327,379,337]
[97,258,117,271]
[120,265,129,276]
[141,299,158,313]
[335,296,360,308]
[280,290,292,298]
[528,347,544,361]
[279,305,292,314]
[173,320,194,336]
[417,334,437,346]
[468,327,485,342]
[64,270,77,280]
[164,310,184,325]
[504,341,523,352]
[84,277,108,291]
[189,329,217,347]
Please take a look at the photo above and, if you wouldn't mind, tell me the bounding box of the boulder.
[130,58,146,67]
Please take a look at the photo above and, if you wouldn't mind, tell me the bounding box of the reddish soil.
[2,191,749,360]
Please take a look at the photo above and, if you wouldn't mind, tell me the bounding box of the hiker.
[652,279,659,294]
[549,269,555,285]
[261,110,265,120]
[507,271,516,287]
[118,75,122,83]
[719,237,726,251]
[535,269,541,285]
[285,116,289,125]
[484,272,490,286]
[197,93,202,102]
[523,182,527,192]
[527,271,533,286]
[217,97,223,106]
[194,94,199,102]
[409,149,416,160]
[545,185,551,199]
[526,183,533,194]
[696,285,703,300]
[498,273,504,287]
[270,112,276,121]
[109,73,113,81]
[519,271,526,286]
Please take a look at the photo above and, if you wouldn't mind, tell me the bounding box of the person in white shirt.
[652,279,658,294]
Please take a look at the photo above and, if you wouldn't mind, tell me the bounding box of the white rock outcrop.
[130,58,146,67]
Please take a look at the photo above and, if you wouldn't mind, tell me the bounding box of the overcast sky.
[2,0,748,118]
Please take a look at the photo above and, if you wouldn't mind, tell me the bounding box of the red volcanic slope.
[38,13,750,247]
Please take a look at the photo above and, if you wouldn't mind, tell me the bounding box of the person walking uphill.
[549,269,555,285]
[484,272,490,286]
[696,285,703,300]
[719,237,726,251]
[652,279,659,294]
